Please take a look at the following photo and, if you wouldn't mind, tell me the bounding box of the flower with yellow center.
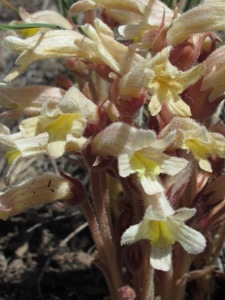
[119,140,188,195]
[121,193,206,271]
[91,122,188,195]
[1,132,48,165]
[3,18,141,81]
[119,47,204,117]
[160,117,225,172]
[0,122,87,184]
[0,123,48,182]
[117,0,174,48]
[182,128,225,172]
[19,86,98,158]
[75,19,142,75]
[70,0,174,46]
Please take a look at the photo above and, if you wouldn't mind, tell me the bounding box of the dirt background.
[0,1,107,299]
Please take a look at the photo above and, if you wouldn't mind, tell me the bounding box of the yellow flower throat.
[130,151,160,177]
[149,220,175,245]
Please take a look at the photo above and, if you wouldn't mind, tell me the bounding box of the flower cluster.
[1,1,225,299]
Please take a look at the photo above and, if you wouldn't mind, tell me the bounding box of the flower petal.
[160,155,189,176]
[139,175,164,195]
[150,237,172,271]
[144,205,168,221]
[69,0,145,15]
[167,97,191,117]
[121,223,146,245]
[118,153,134,177]
[172,207,196,221]
[167,220,206,254]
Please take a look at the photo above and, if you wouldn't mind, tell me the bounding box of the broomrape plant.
[1,0,225,299]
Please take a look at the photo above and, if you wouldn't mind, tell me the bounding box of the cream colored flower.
[117,0,174,46]
[0,85,65,117]
[119,47,204,117]
[75,19,142,75]
[0,124,48,165]
[3,30,84,81]
[167,2,225,46]
[20,86,98,158]
[70,0,173,35]
[160,117,225,172]
[0,124,48,182]
[0,174,76,221]
[3,18,141,81]
[69,0,146,15]
[91,122,188,194]
[121,193,206,271]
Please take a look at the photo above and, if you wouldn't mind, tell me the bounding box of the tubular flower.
[75,18,142,75]
[0,132,48,165]
[19,86,98,158]
[0,124,86,166]
[201,45,225,102]
[0,124,48,182]
[119,47,204,117]
[0,174,77,221]
[70,0,174,39]
[160,117,225,172]
[121,193,206,271]
[69,0,147,15]
[0,85,65,117]
[3,18,141,81]
[117,1,174,46]
[167,2,225,46]
[3,30,84,82]
[91,122,188,195]
[0,124,48,165]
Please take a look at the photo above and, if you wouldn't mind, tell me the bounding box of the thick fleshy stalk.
[90,170,123,299]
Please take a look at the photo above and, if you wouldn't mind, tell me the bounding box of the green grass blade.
[0,23,66,31]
